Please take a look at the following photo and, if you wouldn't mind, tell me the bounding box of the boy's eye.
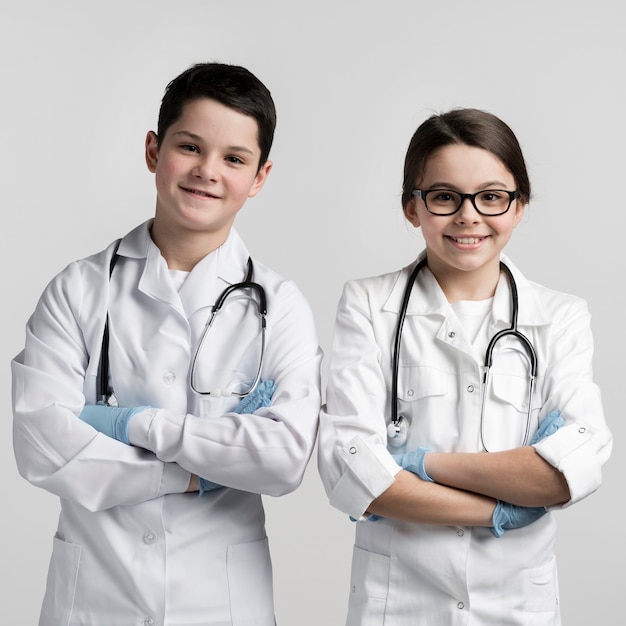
[181,144,199,153]
[226,155,244,165]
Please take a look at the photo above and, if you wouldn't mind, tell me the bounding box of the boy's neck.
[150,220,229,271]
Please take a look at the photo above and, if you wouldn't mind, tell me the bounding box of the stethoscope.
[387,258,538,452]
[97,241,267,406]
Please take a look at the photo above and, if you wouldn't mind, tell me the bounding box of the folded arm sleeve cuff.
[533,420,612,508]
[329,435,400,519]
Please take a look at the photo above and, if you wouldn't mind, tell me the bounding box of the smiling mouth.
[181,186,219,199]
[448,236,486,244]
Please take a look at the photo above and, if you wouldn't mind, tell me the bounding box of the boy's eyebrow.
[172,130,255,155]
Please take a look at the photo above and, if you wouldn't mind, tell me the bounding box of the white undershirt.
[450,298,493,347]
[169,269,190,292]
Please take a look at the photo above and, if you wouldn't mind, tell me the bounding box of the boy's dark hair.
[157,62,276,170]
[402,108,531,208]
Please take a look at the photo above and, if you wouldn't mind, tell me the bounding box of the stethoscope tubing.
[389,258,537,451]
[97,245,267,405]
[190,260,267,397]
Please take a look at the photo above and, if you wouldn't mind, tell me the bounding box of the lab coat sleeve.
[531,296,612,508]
[317,280,401,519]
[127,278,322,497]
[12,260,191,512]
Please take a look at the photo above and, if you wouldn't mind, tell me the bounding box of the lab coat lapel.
[115,221,184,313]
[178,230,251,319]
[491,255,551,330]
[383,256,449,318]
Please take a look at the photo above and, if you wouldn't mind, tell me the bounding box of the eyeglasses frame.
[412,188,520,216]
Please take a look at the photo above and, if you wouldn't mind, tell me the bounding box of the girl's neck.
[428,258,501,303]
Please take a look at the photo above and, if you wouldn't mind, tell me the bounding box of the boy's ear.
[248,160,273,198]
[145,131,159,173]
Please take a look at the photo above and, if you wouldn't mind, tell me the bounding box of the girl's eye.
[479,191,503,203]
[432,191,457,204]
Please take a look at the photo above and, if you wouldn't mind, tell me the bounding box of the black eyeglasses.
[412,188,520,216]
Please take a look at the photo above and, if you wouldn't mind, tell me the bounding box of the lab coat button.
[144,618,155,626]
[457,601,465,610]
[349,446,357,454]
[578,427,586,434]
[407,389,414,397]
[163,371,176,384]
[448,331,456,339]
[143,532,157,544]
[456,528,465,537]
[467,385,475,393]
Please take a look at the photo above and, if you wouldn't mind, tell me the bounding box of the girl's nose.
[455,197,481,223]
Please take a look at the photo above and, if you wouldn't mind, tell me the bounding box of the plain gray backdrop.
[2,1,623,624]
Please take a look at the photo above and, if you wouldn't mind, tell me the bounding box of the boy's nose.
[193,156,219,180]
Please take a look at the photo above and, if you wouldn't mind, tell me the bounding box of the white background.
[2,1,624,624]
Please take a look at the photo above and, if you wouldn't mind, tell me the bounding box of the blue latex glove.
[392,446,434,482]
[490,502,547,537]
[198,477,224,495]
[79,404,150,445]
[198,380,276,496]
[234,380,276,414]
[349,514,381,522]
[530,410,563,445]
[491,409,564,537]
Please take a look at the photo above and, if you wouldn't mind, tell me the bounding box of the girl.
[318,108,612,625]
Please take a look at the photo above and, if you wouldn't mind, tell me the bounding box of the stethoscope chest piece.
[387,416,408,447]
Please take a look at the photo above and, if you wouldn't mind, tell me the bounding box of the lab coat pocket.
[487,372,542,451]
[39,535,81,626]
[394,366,452,447]
[347,545,390,626]
[522,555,560,616]
[227,537,275,626]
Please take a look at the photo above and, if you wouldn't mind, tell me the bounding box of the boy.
[12,62,322,625]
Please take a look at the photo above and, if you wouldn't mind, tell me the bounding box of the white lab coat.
[12,220,322,626]
[318,252,612,626]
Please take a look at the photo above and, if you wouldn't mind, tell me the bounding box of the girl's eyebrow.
[172,130,255,155]
[426,180,510,190]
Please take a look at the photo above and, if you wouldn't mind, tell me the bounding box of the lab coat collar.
[384,251,449,317]
[116,220,251,316]
[493,253,551,328]
[384,250,551,328]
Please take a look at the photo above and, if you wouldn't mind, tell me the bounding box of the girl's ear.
[513,199,527,228]
[403,198,421,228]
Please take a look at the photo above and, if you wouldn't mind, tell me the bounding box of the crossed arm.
[364,409,570,537]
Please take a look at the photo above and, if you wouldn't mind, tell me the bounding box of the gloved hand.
[234,380,276,414]
[490,501,547,537]
[392,446,434,482]
[530,410,563,445]
[349,514,381,522]
[79,404,150,445]
[491,410,563,537]
[197,380,276,496]
[198,477,224,495]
